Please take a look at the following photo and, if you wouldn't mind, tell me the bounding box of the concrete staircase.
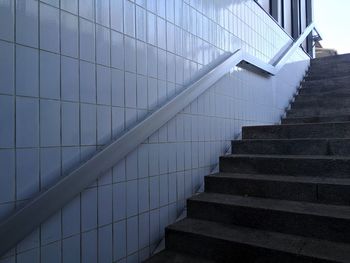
[146,54,350,262]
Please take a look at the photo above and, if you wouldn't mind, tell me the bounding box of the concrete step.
[296,91,350,101]
[188,193,350,243]
[166,218,350,263]
[298,84,350,96]
[145,250,215,263]
[242,122,350,139]
[232,138,350,156]
[219,154,350,178]
[308,61,350,73]
[282,115,350,124]
[305,71,350,81]
[287,108,350,118]
[204,173,350,205]
[311,54,350,66]
[292,98,350,110]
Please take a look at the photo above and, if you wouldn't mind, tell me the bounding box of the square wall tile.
[136,40,147,76]
[62,235,80,263]
[138,212,149,249]
[80,103,97,146]
[62,196,80,238]
[157,49,166,81]
[124,0,135,37]
[96,25,111,66]
[149,209,160,245]
[40,100,60,147]
[113,220,126,261]
[40,51,60,99]
[138,178,149,213]
[80,61,96,103]
[159,174,168,206]
[113,182,126,221]
[81,188,97,231]
[126,180,138,217]
[125,36,136,73]
[80,18,95,62]
[157,17,166,50]
[0,95,14,148]
[125,72,136,108]
[0,149,15,203]
[97,105,112,145]
[137,144,148,178]
[61,11,79,57]
[0,41,14,95]
[136,6,146,41]
[97,65,111,105]
[98,225,113,263]
[147,12,156,45]
[41,212,61,245]
[150,175,159,209]
[40,3,59,52]
[111,0,123,32]
[98,185,112,226]
[137,75,148,109]
[16,45,39,97]
[40,147,61,189]
[61,0,78,14]
[62,102,80,146]
[79,0,95,20]
[111,30,124,70]
[62,146,80,174]
[112,68,124,106]
[16,148,39,200]
[61,56,79,102]
[95,0,110,27]
[0,0,14,41]
[16,0,38,47]
[112,106,125,138]
[17,249,39,263]
[147,45,157,78]
[127,216,138,255]
[16,97,39,147]
[82,230,97,263]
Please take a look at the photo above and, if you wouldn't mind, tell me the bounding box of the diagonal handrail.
[0,22,315,256]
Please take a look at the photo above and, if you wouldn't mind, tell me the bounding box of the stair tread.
[207,172,350,185]
[190,192,350,220]
[223,154,350,160]
[236,138,350,142]
[168,218,350,262]
[146,250,215,263]
[246,121,350,128]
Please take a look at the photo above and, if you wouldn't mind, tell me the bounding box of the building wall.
[0,0,309,262]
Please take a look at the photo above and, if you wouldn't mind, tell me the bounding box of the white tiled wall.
[0,0,309,262]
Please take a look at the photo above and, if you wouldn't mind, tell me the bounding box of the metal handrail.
[0,22,315,256]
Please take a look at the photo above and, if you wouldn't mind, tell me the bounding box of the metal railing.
[0,22,315,256]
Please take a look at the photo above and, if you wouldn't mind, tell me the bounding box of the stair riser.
[219,156,350,178]
[187,200,350,243]
[232,140,350,156]
[307,65,350,74]
[292,100,350,110]
[205,176,350,206]
[287,109,350,118]
[243,123,350,139]
[298,86,350,95]
[311,54,350,66]
[165,229,328,263]
[305,72,350,81]
[282,116,350,124]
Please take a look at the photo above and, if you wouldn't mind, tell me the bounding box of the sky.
[314,0,350,54]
